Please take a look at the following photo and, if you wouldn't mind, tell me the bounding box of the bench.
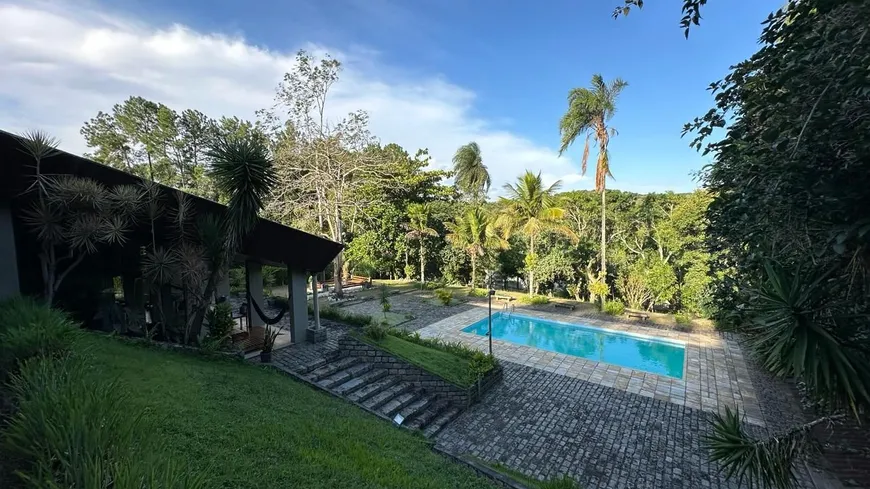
[554,303,575,311]
[627,312,650,321]
[494,295,515,302]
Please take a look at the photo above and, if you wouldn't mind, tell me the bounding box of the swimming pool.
[462,313,686,379]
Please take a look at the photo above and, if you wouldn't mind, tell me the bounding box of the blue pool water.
[462,313,685,379]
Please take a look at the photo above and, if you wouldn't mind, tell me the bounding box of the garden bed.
[340,334,502,407]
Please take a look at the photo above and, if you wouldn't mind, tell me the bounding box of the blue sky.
[1,0,782,193]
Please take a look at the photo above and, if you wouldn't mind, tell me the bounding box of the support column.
[288,267,308,343]
[0,206,20,300]
[311,272,321,330]
[246,261,264,328]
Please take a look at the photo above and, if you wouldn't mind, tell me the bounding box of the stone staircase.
[297,353,461,437]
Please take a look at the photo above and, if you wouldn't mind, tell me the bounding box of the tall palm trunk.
[419,241,425,284]
[528,236,535,296]
[600,187,607,307]
[470,253,477,289]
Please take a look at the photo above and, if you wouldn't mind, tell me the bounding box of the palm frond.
[47,176,107,210]
[173,242,207,286]
[101,215,130,245]
[107,185,144,221]
[208,135,276,251]
[746,263,870,413]
[65,214,104,254]
[142,247,178,285]
[169,190,196,242]
[18,129,61,161]
[20,202,64,243]
[705,407,843,489]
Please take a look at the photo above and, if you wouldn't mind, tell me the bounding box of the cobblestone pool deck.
[418,306,765,426]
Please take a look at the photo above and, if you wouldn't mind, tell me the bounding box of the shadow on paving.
[436,362,779,489]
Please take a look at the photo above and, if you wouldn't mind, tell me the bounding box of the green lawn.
[75,334,496,489]
[364,334,474,387]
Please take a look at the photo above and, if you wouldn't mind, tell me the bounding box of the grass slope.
[365,334,474,387]
[76,334,496,489]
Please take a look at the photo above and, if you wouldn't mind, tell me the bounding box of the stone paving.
[436,362,775,489]
[417,305,765,426]
[337,289,477,332]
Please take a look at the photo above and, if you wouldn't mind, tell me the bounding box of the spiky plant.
[705,263,870,488]
[18,131,142,305]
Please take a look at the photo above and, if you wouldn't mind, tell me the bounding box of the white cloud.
[0,1,585,195]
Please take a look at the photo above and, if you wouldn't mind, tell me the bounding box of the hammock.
[249,294,287,325]
[244,266,288,326]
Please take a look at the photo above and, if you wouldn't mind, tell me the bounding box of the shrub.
[519,295,549,306]
[423,278,446,291]
[269,295,289,309]
[204,302,234,348]
[4,354,206,487]
[467,288,488,298]
[674,313,694,332]
[603,300,625,316]
[363,322,390,341]
[379,285,391,318]
[0,297,78,376]
[390,328,498,381]
[434,288,453,305]
[319,306,373,327]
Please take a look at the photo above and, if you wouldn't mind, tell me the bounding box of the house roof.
[0,129,343,272]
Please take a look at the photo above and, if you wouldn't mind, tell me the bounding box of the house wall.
[0,205,19,299]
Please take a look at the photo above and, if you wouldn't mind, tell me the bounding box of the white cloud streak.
[0,1,585,195]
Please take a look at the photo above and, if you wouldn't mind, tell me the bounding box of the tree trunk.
[419,241,425,284]
[333,203,344,296]
[528,236,535,296]
[600,188,607,308]
[471,254,477,289]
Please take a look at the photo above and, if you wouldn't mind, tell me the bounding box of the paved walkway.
[418,306,765,426]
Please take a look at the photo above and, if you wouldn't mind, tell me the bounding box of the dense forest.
[78,52,713,317]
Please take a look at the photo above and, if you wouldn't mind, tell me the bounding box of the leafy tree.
[611,0,709,38]
[685,0,870,486]
[558,74,628,304]
[446,207,506,288]
[405,203,438,285]
[497,171,573,295]
[452,142,490,201]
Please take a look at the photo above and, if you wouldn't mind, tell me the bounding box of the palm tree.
[405,203,438,284]
[452,142,491,201]
[558,74,627,303]
[497,171,572,295]
[446,207,507,288]
[188,134,277,336]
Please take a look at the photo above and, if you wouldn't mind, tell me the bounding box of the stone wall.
[338,335,502,408]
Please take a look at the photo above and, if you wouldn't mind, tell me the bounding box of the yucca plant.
[705,263,869,488]
[17,131,143,305]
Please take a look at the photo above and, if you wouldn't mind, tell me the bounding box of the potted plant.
[260,324,282,363]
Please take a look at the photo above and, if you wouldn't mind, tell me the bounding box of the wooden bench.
[554,303,575,311]
[494,295,515,302]
[627,312,650,321]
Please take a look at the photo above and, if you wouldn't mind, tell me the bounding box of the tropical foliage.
[685,0,870,486]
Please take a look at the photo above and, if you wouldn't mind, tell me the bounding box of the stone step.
[319,362,374,390]
[380,390,423,418]
[334,369,387,396]
[362,382,413,412]
[395,396,433,424]
[307,356,360,382]
[347,376,400,404]
[422,406,461,438]
[405,400,450,431]
[296,350,340,374]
